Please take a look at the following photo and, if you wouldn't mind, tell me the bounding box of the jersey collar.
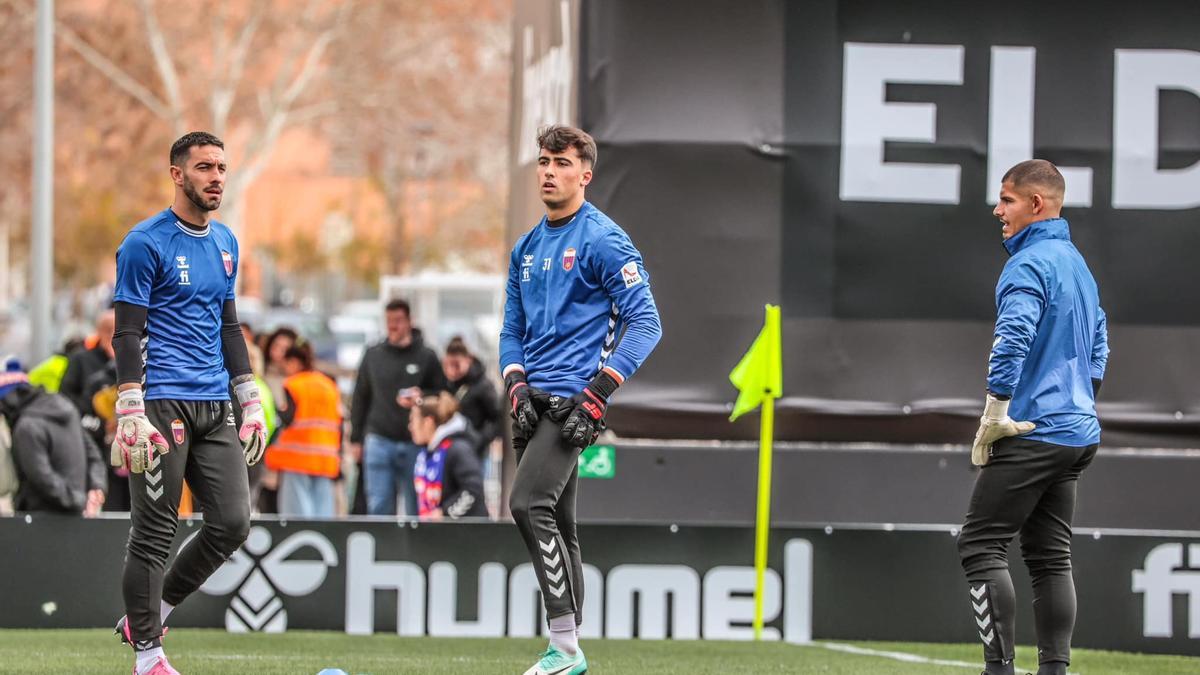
[171,209,211,237]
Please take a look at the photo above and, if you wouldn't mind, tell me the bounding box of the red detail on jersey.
[221,251,234,277]
[563,247,577,271]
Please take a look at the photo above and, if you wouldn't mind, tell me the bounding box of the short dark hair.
[170,131,224,168]
[1001,159,1065,200]
[537,125,597,168]
[385,298,411,317]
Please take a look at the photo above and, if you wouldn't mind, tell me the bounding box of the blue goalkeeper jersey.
[500,201,662,396]
[113,208,239,401]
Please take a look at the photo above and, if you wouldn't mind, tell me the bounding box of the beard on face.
[182,175,220,212]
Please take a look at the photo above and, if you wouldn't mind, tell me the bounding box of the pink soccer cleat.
[133,656,180,675]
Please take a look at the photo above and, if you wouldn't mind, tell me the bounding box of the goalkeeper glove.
[234,379,267,466]
[555,370,620,449]
[506,370,542,438]
[111,388,169,474]
[971,394,1035,466]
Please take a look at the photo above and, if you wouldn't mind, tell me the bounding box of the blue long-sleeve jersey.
[987,217,1108,447]
[500,201,662,396]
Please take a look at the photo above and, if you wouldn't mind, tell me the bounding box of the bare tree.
[8,0,351,237]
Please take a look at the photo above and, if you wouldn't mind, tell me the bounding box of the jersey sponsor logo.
[523,255,534,266]
[222,251,234,277]
[621,261,643,288]
[563,247,577,271]
[406,363,419,375]
[171,419,186,446]
[176,256,191,286]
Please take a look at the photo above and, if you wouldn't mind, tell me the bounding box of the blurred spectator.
[27,337,85,393]
[409,391,487,520]
[59,310,127,510]
[240,322,279,514]
[267,341,342,518]
[263,327,298,403]
[350,298,447,516]
[0,358,107,515]
[443,336,501,460]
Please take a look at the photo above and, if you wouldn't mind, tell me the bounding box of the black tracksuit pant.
[509,417,584,626]
[124,399,250,642]
[957,436,1098,668]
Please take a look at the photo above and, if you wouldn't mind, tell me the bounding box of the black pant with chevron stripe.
[123,399,250,643]
[509,417,585,625]
[957,436,1098,670]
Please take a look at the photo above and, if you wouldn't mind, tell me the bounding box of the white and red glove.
[234,379,267,466]
[971,394,1036,466]
[110,389,169,474]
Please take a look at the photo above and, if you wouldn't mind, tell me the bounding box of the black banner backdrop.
[3,516,1199,656]
[505,0,1200,444]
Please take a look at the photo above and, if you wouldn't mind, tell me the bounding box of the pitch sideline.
[809,641,1075,674]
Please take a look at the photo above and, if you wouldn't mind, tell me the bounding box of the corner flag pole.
[752,391,775,640]
[728,304,782,641]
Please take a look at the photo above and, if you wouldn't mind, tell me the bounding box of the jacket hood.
[1004,217,1071,256]
[380,331,426,354]
[2,387,73,426]
[429,413,469,450]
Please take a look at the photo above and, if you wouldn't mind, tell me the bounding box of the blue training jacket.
[987,217,1108,447]
[500,201,662,396]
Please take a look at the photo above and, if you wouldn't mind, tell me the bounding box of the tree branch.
[1,0,173,121]
[134,0,184,136]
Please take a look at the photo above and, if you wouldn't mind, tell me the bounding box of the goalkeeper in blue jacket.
[957,160,1108,675]
[500,125,662,675]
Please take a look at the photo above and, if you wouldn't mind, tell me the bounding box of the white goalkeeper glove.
[971,394,1036,466]
[234,379,268,466]
[111,388,169,474]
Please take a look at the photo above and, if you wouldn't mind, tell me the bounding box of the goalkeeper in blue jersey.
[501,126,662,675]
[109,132,266,675]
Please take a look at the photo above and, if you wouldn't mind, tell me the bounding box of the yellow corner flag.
[729,305,783,421]
[728,304,783,641]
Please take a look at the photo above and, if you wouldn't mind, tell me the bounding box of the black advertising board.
[4,516,1198,655]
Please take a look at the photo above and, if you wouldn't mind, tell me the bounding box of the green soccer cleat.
[521,645,587,675]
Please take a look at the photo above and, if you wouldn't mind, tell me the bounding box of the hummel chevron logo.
[979,629,994,645]
[972,599,988,615]
[542,553,561,569]
[539,538,557,553]
[971,584,987,599]
[147,454,161,471]
[976,615,992,630]
[546,568,564,583]
[146,485,164,500]
[548,582,567,598]
[145,471,162,486]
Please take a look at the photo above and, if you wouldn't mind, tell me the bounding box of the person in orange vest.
[266,341,342,517]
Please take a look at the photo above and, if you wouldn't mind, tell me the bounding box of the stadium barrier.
[2,516,1197,655]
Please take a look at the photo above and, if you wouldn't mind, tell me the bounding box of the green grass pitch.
[1,629,1197,674]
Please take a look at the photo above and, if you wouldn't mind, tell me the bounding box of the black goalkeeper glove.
[554,371,620,449]
[506,371,540,437]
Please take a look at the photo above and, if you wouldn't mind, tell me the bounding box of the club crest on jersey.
[563,247,577,271]
[222,251,234,277]
[171,419,186,445]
